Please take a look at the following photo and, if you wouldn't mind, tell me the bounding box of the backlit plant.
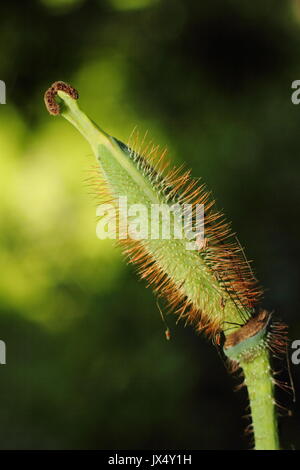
[44,81,289,450]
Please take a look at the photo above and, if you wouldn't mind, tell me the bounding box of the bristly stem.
[241,349,279,450]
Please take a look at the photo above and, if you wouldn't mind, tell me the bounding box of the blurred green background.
[0,0,299,450]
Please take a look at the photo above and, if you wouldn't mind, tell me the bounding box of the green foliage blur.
[0,0,299,449]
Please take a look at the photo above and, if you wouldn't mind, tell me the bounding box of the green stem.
[240,348,279,450]
[59,92,112,154]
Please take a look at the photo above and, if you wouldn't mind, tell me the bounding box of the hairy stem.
[240,348,279,450]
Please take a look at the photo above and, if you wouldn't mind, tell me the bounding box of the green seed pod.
[44,82,289,450]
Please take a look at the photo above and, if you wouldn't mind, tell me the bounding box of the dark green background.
[0,0,299,449]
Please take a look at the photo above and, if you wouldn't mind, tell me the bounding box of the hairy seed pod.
[44,82,289,450]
